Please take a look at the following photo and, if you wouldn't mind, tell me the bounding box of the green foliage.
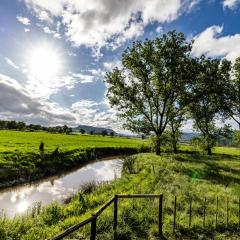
[40,203,63,226]
[122,155,137,174]
[221,57,240,128]
[81,181,97,194]
[188,57,232,155]
[105,30,194,155]
[0,226,7,240]
[80,128,85,134]
[233,131,240,147]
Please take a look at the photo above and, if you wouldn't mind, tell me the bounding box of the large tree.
[105,31,194,155]
[188,57,231,155]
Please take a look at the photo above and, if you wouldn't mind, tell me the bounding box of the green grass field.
[0,130,148,187]
[1,147,240,239]
[0,130,145,153]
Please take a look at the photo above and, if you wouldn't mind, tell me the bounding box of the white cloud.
[0,74,75,125]
[192,25,240,61]
[16,16,31,25]
[222,0,240,9]
[42,26,61,38]
[156,26,163,34]
[103,60,122,72]
[5,57,19,70]
[24,28,30,32]
[71,99,120,129]
[23,0,194,51]
[71,73,95,83]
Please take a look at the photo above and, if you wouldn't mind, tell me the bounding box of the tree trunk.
[172,139,178,153]
[207,146,212,155]
[156,136,161,155]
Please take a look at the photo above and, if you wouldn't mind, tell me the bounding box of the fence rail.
[52,194,240,240]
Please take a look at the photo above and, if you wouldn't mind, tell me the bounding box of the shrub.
[122,155,136,174]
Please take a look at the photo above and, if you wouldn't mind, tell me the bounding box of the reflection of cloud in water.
[0,159,123,217]
[10,186,35,203]
[37,180,75,200]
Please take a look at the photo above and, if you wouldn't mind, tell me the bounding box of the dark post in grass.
[203,197,206,228]
[226,197,229,228]
[215,196,218,229]
[189,198,192,228]
[113,195,118,240]
[159,194,163,237]
[173,196,177,232]
[90,214,97,240]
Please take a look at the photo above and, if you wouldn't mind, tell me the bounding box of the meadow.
[0,130,148,187]
[0,146,239,239]
[0,130,145,152]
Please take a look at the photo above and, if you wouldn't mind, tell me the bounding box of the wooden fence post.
[173,196,177,233]
[215,196,218,229]
[159,194,163,237]
[113,195,118,240]
[90,214,97,240]
[189,198,192,228]
[203,197,206,228]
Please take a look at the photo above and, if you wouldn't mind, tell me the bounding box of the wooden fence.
[52,194,240,240]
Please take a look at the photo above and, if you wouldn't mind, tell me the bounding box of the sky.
[0,0,240,132]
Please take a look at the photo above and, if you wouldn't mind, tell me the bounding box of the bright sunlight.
[28,45,61,81]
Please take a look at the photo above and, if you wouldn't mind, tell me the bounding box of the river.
[0,157,123,217]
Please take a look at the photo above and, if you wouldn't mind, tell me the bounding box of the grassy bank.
[0,130,148,188]
[0,147,239,239]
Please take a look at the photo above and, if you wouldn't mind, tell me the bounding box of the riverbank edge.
[0,145,150,189]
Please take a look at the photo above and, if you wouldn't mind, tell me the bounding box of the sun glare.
[16,200,29,213]
[28,46,61,81]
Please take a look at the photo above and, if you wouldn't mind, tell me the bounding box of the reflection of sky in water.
[0,159,122,217]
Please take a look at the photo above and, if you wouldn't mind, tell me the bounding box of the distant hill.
[181,132,200,142]
[73,125,116,135]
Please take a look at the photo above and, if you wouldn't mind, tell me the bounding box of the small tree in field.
[105,31,194,155]
[101,130,108,136]
[80,129,85,134]
[110,131,114,137]
[188,57,231,155]
[168,113,185,153]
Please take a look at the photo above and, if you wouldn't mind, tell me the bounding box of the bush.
[40,203,63,226]
[122,155,136,174]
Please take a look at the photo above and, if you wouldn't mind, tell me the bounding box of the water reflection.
[17,200,29,213]
[0,158,123,217]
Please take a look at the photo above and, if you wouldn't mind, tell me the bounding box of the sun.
[16,200,29,213]
[28,45,61,81]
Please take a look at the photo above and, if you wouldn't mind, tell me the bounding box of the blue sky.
[0,0,239,132]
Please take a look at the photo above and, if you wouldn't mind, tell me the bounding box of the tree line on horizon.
[0,120,115,136]
[0,120,73,134]
[105,30,240,155]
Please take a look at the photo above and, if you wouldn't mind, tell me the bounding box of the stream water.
[0,157,123,217]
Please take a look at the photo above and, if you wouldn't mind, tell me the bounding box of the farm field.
[0,147,239,239]
[0,130,145,153]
